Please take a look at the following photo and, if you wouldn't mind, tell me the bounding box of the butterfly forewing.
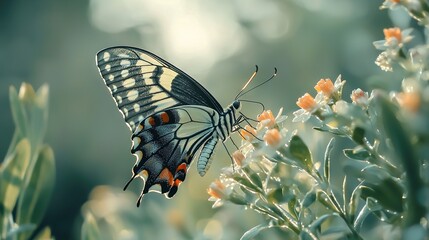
[96,47,223,132]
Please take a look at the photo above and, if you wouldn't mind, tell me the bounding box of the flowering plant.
[207,1,429,239]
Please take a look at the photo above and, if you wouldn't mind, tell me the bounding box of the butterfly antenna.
[237,67,277,99]
[235,65,259,100]
[240,99,266,112]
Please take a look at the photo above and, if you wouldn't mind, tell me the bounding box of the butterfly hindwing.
[96,46,223,132]
[130,106,219,202]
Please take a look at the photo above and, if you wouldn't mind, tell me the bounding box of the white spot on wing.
[123,78,135,88]
[133,103,141,112]
[149,86,163,94]
[127,90,139,101]
[116,95,122,104]
[140,55,160,65]
[103,52,110,61]
[159,69,177,91]
[151,92,169,100]
[141,66,157,74]
[132,136,141,148]
[121,69,129,78]
[108,74,114,81]
[129,121,135,130]
[105,64,111,71]
[135,125,143,134]
[138,115,144,123]
[123,108,129,117]
[145,78,155,85]
[111,84,117,92]
[120,59,131,67]
[118,53,130,58]
[133,150,143,160]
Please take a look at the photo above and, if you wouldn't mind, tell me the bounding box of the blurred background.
[0,0,393,239]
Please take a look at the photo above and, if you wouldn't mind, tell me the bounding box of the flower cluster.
[207,2,429,239]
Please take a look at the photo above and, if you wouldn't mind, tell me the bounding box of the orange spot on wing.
[173,179,182,187]
[159,168,174,186]
[148,116,156,126]
[160,112,170,124]
[176,163,187,173]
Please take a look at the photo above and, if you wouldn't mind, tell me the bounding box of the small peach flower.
[264,128,282,147]
[315,79,334,97]
[397,92,420,112]
[293,93,325,122]
[296,93,317,111]
[384,28,402,43]
[374,28,412,51]
[351,88,369,106]
[207,179,226,200]
[232,150,245,166]
[240,125,257,141]
[257,110,275,128]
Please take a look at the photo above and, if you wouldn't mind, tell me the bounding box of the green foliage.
[202,1,429,239]
[0,83,55,240]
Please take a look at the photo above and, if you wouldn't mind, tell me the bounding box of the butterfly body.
[96,46,241,204]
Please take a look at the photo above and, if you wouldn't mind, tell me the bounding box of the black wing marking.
[128,106,218,204]
[96,46,223,132]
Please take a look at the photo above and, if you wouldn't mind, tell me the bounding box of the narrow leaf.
[17,145,55,240]
[351,127,365,145]
[34,226,52,240]
[0,139,31,236]
[289,135,313,171]
[343,148,370,160]
[323,138,335,183]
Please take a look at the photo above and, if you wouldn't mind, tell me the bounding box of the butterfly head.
[232,100,241,111]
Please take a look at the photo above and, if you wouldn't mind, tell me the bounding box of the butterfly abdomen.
[197,136,218,176]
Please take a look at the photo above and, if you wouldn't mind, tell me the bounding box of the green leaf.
[354,197,383,231]
[323,138,335,183]
[313,126,344,136]
[27,84,49,152]
[0,139,31,237]
[240,224,288,240]
[351,127,365,145]
[5,224,37,239]
[16,145,55,240]
[267,186,294,204]
[360,178,404,213]
[348,184,362,223]
[288,197,298,219]
[343,148,370,160]
[81,213,101,240]
[234,175,261,193]
[289,135,313,171]
[377,94,424,226]
[308,213,340,233]
[9,86,28,145]
[302,190,316,208]
[34,226,52,240]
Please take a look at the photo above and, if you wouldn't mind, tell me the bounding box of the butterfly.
[96,46,248,206]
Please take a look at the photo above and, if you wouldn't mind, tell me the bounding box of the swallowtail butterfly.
[96,46,246,206]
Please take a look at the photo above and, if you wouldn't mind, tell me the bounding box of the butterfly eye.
[233,100,241,110]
